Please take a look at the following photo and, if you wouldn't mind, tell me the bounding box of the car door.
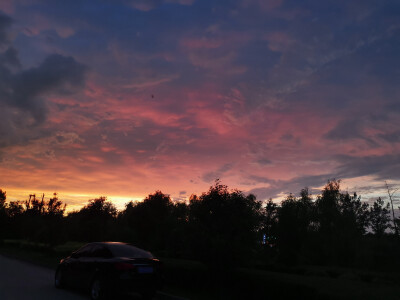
[75,244,98,288]
[90,244,112,278]
[64,244,93,288]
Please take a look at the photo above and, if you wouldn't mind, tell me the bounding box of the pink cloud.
[0,0,42,14]
[20,13,75,38]
[180,31,252,73]
[128,0,195,11]
[23,77,396,205]
[0,0,14,14]
[181,31,253,50]
[263,31,295,52]
[181,38,224,50]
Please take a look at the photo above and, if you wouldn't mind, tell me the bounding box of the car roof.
[76,242,153,258]
[90,242,128,245]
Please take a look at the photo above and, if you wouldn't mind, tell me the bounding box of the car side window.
[74,244,93,258]
[91,245,112,258]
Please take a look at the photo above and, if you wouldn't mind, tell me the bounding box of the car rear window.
[107,244,153,259]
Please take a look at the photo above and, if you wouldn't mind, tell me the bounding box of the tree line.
[0,180,399,270]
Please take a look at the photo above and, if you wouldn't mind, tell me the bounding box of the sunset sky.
[0,0,399,210]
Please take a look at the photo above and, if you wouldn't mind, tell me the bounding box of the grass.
[1,239,400,299]
[0,246,58,269]
[0,239,88,268]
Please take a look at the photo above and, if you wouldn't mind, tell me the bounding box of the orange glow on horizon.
[4,188,145,213]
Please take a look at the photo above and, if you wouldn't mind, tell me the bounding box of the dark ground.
[0,254,188,300]
[0,254,89,300]
[1,245,400,300]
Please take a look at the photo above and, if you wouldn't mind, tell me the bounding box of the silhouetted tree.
[314,180,342,263]
[5,181,400,272]
[6,193,68,245]
[39,193,67,246]
[119,191,174,253]
[13,194,45,242]
[369,197,391,237]
[0,189,5,206]
[316,180,341,234]
[82,196,117,215]
[396,207,400,233]
[25,194,46,216]
[262,199,278,247]
[45,193,66,217]
[338,192,369,235]
[188,180,262,268]
[312,180,371,265]
[67,196,117,242]
[3,201,24,238]
[332,191,370,265]
[0,189,6,241]
[6,201,24,218]
[259,199,279,263]
[385,181,399,235]
[277,189,314,265]
[168,202,190,257]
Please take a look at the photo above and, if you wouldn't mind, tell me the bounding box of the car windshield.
[107,243,153,259]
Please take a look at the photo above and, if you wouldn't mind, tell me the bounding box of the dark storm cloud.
[0,47,20,68]
[387,102,400,113]
[248,175,274,184]
[0,13,86,148]
[378,132,400,144]
[324,119,362,141]
[256,158,272,166]
[0,13,12,46]
[325,112,400,145]
[335,154,400,181]
[249,174,331,200]
[202,163,234,183]
[250,153,400,201]
[0,53,86,124]
[10,54,86,122]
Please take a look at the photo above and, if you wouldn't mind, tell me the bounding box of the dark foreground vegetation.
[1,180,400,299]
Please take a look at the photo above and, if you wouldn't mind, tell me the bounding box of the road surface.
[0,254,90,299]
[0,255,186,300]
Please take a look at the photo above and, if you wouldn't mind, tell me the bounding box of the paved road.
[0,254,89,300]
[0,255,186,300]
[0,255,163,300]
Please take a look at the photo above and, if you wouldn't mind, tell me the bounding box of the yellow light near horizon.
[4,188,145,212]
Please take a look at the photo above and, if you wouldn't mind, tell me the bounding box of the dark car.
[54,242,163,299]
